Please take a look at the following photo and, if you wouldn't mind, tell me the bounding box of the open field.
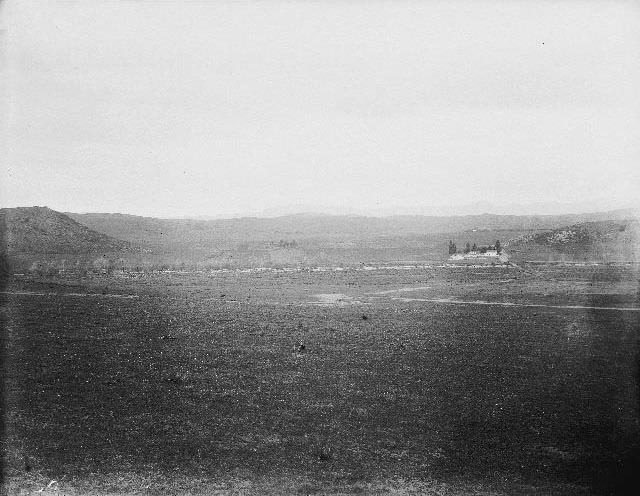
[3,264,640,495]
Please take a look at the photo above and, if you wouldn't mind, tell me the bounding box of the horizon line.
[2,204,639,221]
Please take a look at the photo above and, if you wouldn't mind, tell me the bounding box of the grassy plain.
[3,264,639,495]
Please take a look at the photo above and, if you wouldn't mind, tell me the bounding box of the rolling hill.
[1,207,139,255]
[505,219,640,262]
[66,208,639,255]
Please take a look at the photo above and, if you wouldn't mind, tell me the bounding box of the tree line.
[449,240,502,255]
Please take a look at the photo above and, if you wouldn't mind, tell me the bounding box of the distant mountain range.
[1,206,638,273]
[65,208,638,254]
[175,201,640,219]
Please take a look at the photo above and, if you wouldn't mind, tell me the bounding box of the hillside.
[1,207,139,256]
[505,219,640,262]
[2,207,637,274]
[67,209,638,255]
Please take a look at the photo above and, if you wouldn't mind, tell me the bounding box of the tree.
[471,243,478,252]
[464,242,471,254]
[495,240,502,254]
[448,240,457,255]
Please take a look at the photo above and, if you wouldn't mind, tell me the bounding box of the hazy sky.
[2,0,640,217]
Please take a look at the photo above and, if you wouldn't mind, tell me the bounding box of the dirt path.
[366,286,431,295]
[1,291,139,299]
[311,293,366,306]
[392,297,640,312]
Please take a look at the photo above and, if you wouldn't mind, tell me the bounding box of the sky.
[2,0,640,218]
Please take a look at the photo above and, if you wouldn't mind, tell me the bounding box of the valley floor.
[2,263,639,495]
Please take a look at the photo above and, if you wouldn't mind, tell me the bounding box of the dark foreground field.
[3,265,640,495]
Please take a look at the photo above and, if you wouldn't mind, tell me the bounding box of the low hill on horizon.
[66,208,639,256]
[1,207,140,255]
[505,219,640,262]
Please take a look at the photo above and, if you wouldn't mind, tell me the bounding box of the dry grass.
[3,266,638,495]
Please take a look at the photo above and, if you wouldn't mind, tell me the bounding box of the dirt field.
[3,264,639,494]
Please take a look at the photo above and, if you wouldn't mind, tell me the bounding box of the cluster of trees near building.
[448,240,502,255]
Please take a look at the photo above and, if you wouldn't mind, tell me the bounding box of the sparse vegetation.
[278,239,298,248]
[3,264,640,494]
[506,220,639,262]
